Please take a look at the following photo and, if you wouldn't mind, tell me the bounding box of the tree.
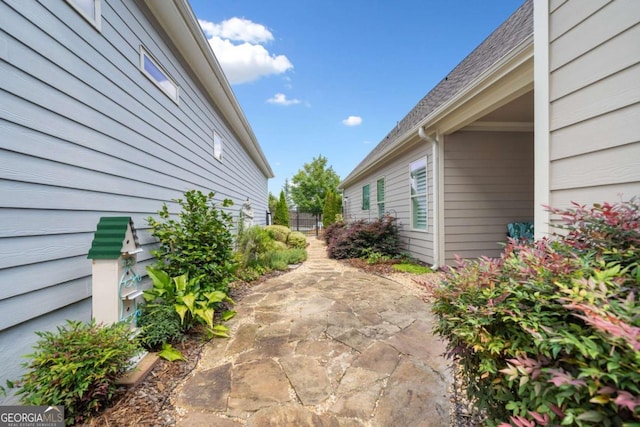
[283,178,293,208]
[290,155,340,215]
[273,190,290,226]
[268,192,278,215]
[322,190,342,228]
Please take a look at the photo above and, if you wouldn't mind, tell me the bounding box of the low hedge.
[428,199,640,426]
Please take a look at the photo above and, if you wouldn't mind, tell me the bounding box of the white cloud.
[199,17,273,43]
[342,116,363,126]
[198,18,293,85]
[267,93,301,106]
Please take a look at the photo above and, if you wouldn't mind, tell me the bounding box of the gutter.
[418,127,442,269]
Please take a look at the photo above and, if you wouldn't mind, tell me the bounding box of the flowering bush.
[427,199,640,426]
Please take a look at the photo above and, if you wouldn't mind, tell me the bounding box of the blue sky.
[188,0,525,195]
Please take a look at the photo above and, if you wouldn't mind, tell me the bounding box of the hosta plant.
[144,267,235,338]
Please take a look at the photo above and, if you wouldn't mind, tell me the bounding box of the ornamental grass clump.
[5,320,140,426]
[428,199,640,427]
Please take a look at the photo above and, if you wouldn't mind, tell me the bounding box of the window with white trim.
[66,0,101,30]
[140,46,179,103]
[213,130,223,161]
[377,177,385,218]
[410,158,427,230]
[362,184,370,210]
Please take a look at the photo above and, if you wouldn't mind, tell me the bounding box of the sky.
[188,0,526,195]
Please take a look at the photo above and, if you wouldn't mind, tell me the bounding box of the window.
[410,158,427,230]
[66,0,101,29]
[377,177,385,218]
[140,46,179,103]
[213,130,223,161]
[362,184,370,210]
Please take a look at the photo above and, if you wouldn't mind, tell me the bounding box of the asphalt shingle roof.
[342,0,533,184]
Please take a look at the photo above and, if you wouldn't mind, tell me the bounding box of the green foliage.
[262,248,308,271]
[273,190,290,226]
[146,190,235,294]
[392,263,433,274]
[143,267,231,335]
[362,248,391,265]
[291,155,341,215]
[8,320,140,425]
[428,199,640,426]
[137,303,185,351]
[268,192,278,216]
[287,231,307,249]
[326,216,401,260]
[322,190,342,228]
[265,225,291,243]
[158,343,185,362]
[235,225,275,269]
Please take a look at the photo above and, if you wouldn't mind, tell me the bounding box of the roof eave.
[143,0,274,179]
[339,35,534,189]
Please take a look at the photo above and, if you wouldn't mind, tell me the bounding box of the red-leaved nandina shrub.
[428,198,640,426]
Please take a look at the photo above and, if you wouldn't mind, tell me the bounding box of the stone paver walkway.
[174,237,451,426]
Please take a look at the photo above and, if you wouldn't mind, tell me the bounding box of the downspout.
[418,127,441,269]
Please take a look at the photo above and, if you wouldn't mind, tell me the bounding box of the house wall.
[342,139,435,264]
[443,131,534,263]
[547,0,640,208]
[0,0,268,401]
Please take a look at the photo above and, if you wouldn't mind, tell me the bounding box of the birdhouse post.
[87,217,143,329]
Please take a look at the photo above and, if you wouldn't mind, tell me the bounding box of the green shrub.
[147,190,235,294]
[428,199,640,426]
[143,267,233,337]
[263,251,289,271]
[8,320,140,425]
[236,225,275,268]
[262,248,307,271]
[137,303,185,351]
[273,190,290,226]
[265,225,291,243]
[272,241,288,251]
[287,231,307,249]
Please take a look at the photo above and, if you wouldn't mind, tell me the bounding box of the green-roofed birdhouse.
[88,217,143,328]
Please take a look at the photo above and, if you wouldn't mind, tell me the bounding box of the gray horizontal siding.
[443,131,534,263]
[342,140,434,264]
[0,0,268,401]
[548,0,640,209]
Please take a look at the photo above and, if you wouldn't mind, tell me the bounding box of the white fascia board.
[418,37,534,135]
[143,0,274,178]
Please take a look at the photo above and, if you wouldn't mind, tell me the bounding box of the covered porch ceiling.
[462,90,534,132]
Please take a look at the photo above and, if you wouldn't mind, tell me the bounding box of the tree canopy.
[290,155,340,215]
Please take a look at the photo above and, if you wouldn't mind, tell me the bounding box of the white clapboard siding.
[548,0,640,208]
